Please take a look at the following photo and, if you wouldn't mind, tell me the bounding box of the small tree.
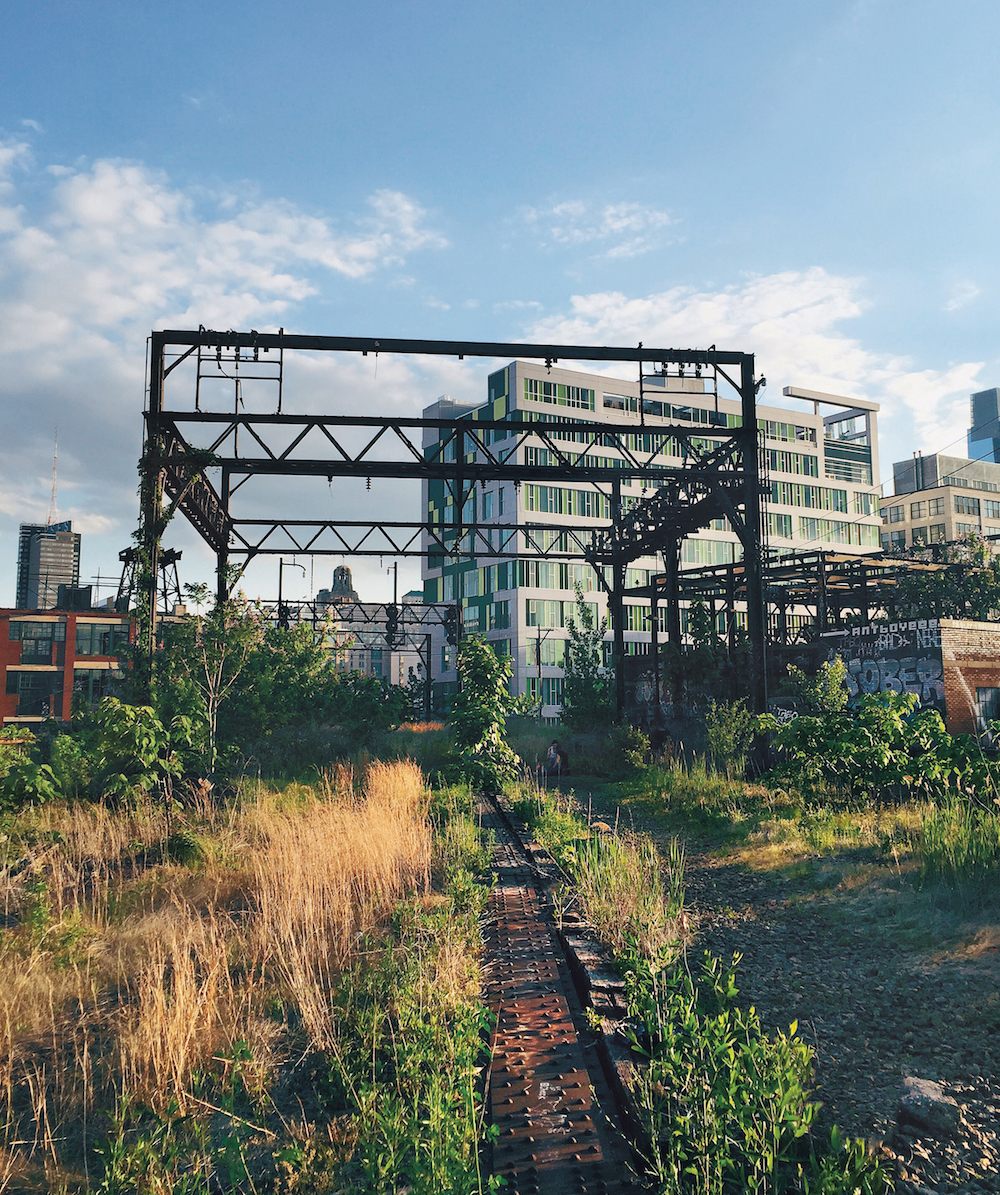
[157,600,265,773]
[449,638,518,795]
[561,586,613,730]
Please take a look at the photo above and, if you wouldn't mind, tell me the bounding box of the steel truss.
[141,329,767,712]
[628,548,951,651]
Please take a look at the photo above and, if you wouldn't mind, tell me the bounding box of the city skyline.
[2,1,999,603]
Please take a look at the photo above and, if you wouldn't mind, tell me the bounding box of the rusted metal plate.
[482,804,638,1193]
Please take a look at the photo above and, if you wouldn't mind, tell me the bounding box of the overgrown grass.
[916,795,1000,895]
[513,786,683,959]
[516,785,890,1194]
[0,759,491,1193]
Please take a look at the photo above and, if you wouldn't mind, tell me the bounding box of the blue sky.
[1,0,998,602]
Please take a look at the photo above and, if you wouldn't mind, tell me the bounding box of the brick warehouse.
[0,608,133,724]
[820,618,1000,737]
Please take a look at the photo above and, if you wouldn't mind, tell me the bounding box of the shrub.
[705,697,757,777]
[448,638,519,795]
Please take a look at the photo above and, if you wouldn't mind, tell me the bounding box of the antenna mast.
[47,429,58,526]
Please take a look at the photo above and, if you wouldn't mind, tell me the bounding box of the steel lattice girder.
[156,412,744,480]
[229,520,606,559]
[254,599,455,628]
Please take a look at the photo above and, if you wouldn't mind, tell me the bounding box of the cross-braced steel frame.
[140,329,769,713]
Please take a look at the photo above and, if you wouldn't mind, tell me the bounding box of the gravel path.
[577,789,1000,1194]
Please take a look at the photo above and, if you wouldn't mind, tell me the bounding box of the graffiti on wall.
[822,619,945,710]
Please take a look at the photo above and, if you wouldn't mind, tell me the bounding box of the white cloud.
[0,147,450,601]
[520,199,675,258]
[944,279,981,313]
[525,268,985,480]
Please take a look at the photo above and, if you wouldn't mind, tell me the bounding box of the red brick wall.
[939,620,1000,736]
[0,614,20,722]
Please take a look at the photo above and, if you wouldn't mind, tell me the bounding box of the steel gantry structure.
[139,329,769,712]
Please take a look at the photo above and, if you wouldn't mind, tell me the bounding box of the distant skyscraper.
[968,388,1000,463]
[16,521,81,609]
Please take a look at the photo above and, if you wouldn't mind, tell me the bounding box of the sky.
[1,0,998,604]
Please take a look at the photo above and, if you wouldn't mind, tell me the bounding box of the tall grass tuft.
[916,795,1000,894]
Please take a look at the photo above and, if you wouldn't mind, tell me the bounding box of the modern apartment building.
[421,362,881,715]
[882,452,1000,550]
[16,521,81,610]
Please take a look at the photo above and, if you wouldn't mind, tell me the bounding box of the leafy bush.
[705,697,757,777]
[608,723,650,774]
[761,690,995,804]
[448,638,519,796]
[626,951,890,1193]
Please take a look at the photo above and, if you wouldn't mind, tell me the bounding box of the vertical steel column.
[423,632,433,720]
[740,355,768,713]
[610,478,626,719]
[140,334,166,672]
[216,468,231,608]
[817,555,829,632]
[650,591,662,719]
[665,541,682,648]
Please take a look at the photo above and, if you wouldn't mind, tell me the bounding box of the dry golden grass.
[0,758,432,1184]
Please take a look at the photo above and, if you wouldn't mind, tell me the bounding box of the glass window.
[955,495,981,516]
[888,530,906,550]
[927,523,946,543]
[928,497,945,515]
[956,522,980,535]
[910,501,926,519]
[75,622,130,657]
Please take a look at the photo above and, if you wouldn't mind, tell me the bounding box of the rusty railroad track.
[481,796,643,1194]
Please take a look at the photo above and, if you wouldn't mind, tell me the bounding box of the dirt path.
[576,787,1000,1195]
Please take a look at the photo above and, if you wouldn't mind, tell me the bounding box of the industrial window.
[974,687,1000,733]
[954,495,981,516]
[910,501,926,519]
[984,500,1000,520]
[9,621,66,642]
[72,668,123,707]
[888,530,907,550]
[7,671,63,717]
[75,622,129,657]
[956,522,979,535]
[883,504,904,523]
[927,523,946,543]
[927,497,944,515]
[910,526,928,546]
